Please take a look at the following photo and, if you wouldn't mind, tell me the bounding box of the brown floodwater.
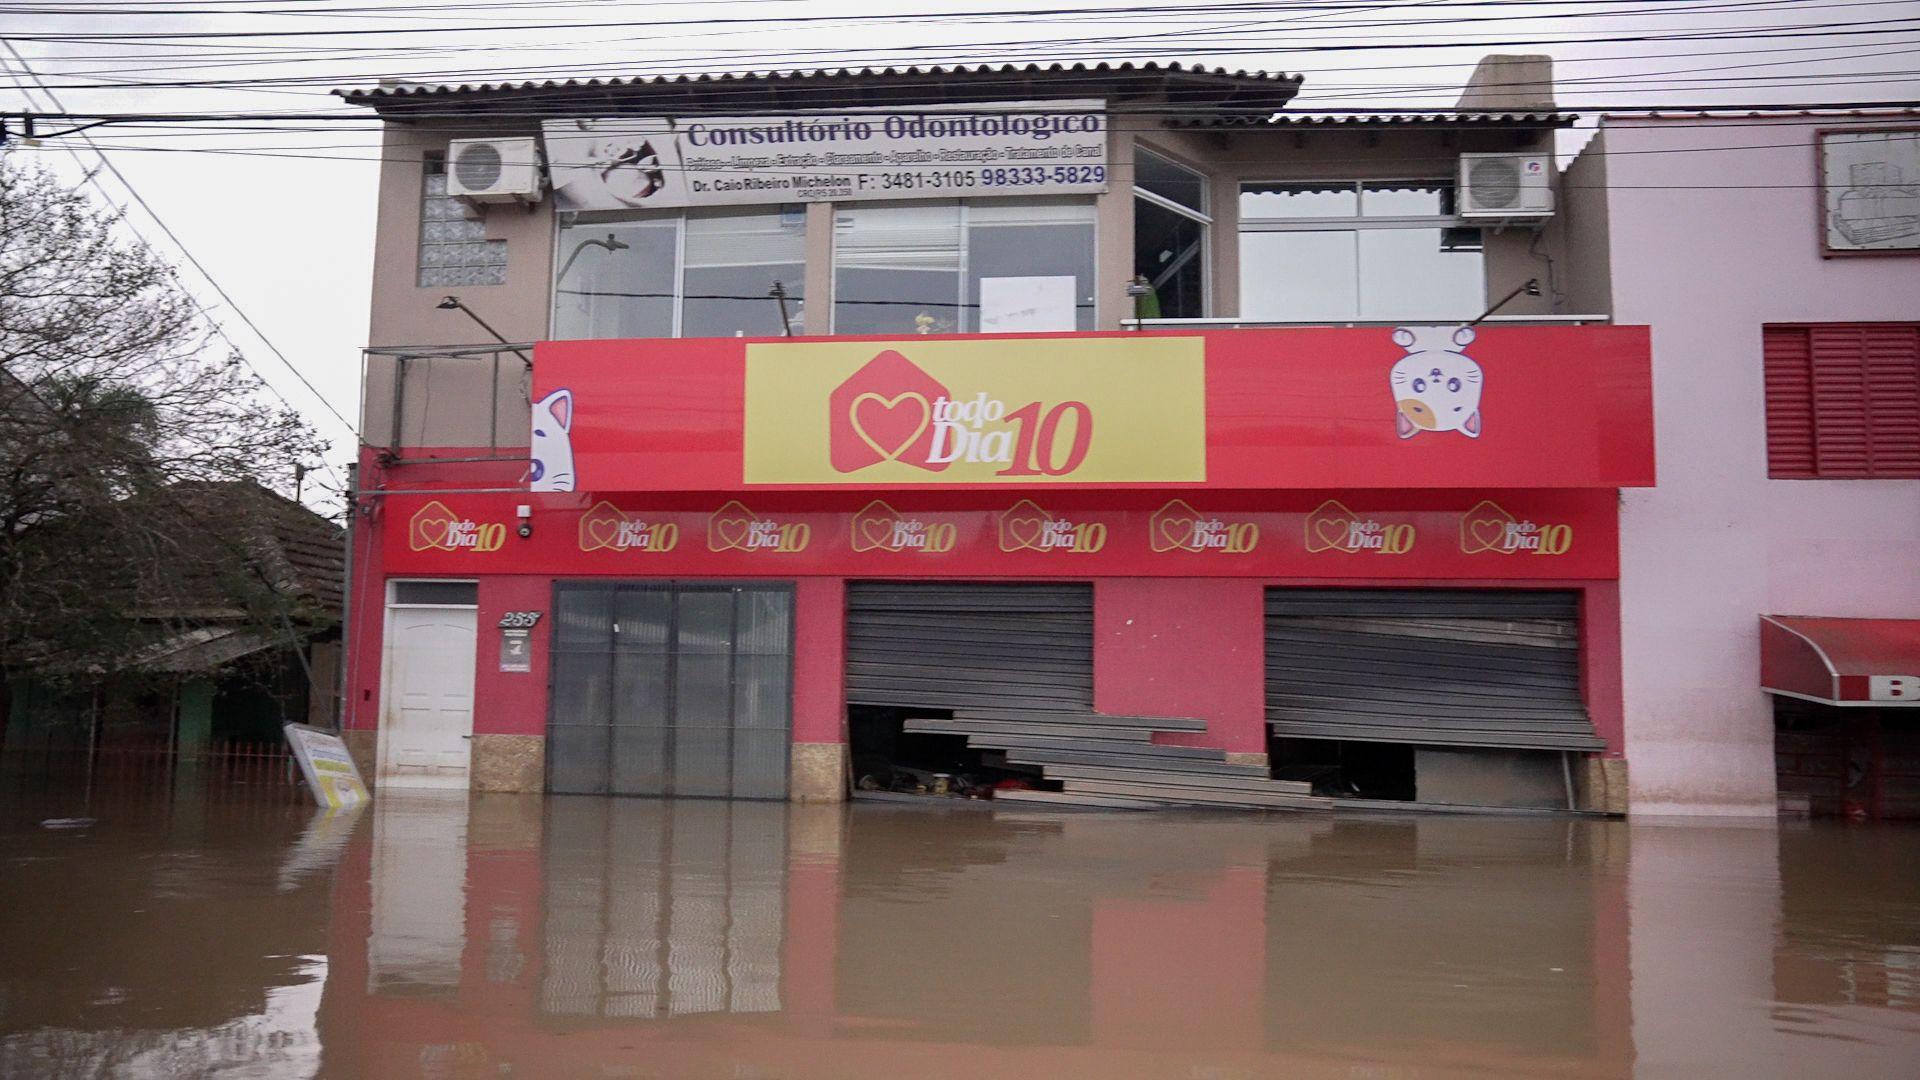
[1,790,1916,1079]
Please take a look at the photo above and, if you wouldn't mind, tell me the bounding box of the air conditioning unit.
[1457,153,1553,219]
[446,137,543,204]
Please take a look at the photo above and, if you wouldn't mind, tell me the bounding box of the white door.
[380,606,478,789]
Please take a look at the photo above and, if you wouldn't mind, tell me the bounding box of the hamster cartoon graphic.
[529,389,576,492]
[1390,325,1483,439]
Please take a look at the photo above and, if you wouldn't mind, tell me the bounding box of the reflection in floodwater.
[1,793,1917,1078]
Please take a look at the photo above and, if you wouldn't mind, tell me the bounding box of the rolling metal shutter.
[1265,588,1602,751]
[847,582,1093,717]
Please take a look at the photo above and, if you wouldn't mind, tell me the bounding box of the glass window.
[832,202,963,335]
[418,152,507,288]
[552,208,804,340]
[1238,181,1483,322]
[832,199,1095,335]
[1242,181,1358,219]
[1135,147,1207,215]
[683,210,806,338]
[1361,181,1450,217]
[553,216,676,339]
[1241,231,1358,322]
[392,581,478,606]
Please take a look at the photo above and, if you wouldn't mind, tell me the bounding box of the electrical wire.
[1,39,356,489]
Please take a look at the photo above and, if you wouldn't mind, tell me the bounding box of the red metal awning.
[1761,616,1920,707]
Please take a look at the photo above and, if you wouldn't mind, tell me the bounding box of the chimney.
[1455,54,1556,113]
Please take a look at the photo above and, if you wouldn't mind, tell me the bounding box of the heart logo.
[585,516,620,550]
[1006,516,1044,550]
[1304,500,1357,554]
[849,391,931,464]
[708,500,761,552]
[1459,500,1516,554]
[714,517,751,550]
[1157,516,1195,552]
[861,517,896,548]
[579,501,624,551]
[409,501,457,552]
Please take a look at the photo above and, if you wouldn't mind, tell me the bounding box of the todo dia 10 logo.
[1460,500,1573,555]
[830,349,1093,477]
[1304,500,1415,555]
[850,501,957,554]
[998,499,1106,554]
[1149,499,1258,554]
[708,500,810,554]
[409,500,505,553]
[578,502,680,553]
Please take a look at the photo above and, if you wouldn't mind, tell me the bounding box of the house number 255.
[498,611,542,629]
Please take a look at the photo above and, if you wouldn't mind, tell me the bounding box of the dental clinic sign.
[543,100,1108,211]
[743,338,1206,484]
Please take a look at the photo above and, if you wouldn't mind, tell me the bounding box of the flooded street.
[1,793,1917,1079]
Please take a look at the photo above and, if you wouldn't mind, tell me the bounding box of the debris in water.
[39,818,95,830]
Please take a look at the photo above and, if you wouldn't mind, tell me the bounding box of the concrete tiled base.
[1582,756,1630,815]
[1223,751,1270,771]
[341,729,378,788]
[790,742,848,803]
[473,734,546,793]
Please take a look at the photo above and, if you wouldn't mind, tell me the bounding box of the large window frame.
[828,197,1099,335]
[1132,145,1212,320]
[550,206,807,340]
[1238,178,1487,323]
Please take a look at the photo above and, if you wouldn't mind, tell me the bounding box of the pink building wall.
[1600,116,1920,816]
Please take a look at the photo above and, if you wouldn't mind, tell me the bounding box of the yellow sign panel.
[743,337,1205,484]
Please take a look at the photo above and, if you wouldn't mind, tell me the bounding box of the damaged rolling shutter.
[846,582,1093,717]
[1265,588,1602,751]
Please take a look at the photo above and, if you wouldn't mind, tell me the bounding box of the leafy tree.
[0,158,330,680]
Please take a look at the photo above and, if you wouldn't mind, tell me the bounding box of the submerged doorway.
[548,582,793,800]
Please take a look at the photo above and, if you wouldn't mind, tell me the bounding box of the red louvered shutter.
[1861,324,1920,477]
[1766,323,1920,480]
[1809,325,1872,477]
[1763,326,1815,478]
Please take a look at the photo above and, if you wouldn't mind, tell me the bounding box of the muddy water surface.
[1,792,1916,1078]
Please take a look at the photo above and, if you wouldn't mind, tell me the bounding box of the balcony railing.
[1122,314,1610,330]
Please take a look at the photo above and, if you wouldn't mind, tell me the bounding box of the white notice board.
[284,723,371,809]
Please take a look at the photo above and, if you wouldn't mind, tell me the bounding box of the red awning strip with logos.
[1761,616,1920,707]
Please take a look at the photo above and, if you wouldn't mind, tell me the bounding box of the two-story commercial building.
[1570,112,1920,820]
[337,56,1662,812]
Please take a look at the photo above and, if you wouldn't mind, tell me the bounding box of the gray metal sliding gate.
[1264,588,1603,751]
[549,582,793,799]
[846,582,1094,717]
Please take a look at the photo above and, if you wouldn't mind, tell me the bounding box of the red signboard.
[530,325,1654,494]
[382,489,1619,580]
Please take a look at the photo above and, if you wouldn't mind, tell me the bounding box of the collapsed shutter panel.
[1265,588,1603,752]
[847,583,1093,716]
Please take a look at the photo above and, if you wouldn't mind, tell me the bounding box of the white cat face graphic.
[1390,325,1483,439]
[529,388,576,492]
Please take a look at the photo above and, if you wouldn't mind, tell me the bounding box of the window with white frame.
[1239,180,1485,323]
[831,198,1096,335]
[552,207,806,339]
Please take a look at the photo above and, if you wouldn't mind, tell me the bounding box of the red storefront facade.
[344,324,1652,808]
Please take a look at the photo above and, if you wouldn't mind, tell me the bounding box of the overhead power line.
[0,38,357,485]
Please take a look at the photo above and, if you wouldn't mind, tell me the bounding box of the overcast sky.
[5,0,1918,505]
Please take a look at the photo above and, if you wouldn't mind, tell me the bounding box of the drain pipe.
[335,462,355,732]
